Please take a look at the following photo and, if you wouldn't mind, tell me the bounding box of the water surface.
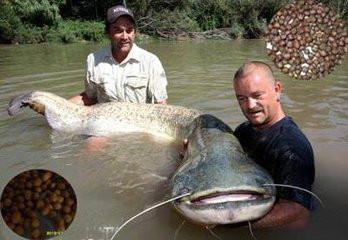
[0,40,347,240]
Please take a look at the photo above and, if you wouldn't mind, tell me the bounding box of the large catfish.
[8,91,276,225]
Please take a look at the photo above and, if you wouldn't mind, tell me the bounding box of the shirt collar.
[106,43,141,64]
[125,43,141,63]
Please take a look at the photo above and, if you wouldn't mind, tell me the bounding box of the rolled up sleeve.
[148,57,168,103]
[84,54,97,99]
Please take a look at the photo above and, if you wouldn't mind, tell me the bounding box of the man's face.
[108,16,135,55]
[234,68,281,130]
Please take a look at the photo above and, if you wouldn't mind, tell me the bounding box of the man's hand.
[156,99,167,104]
[69,91,97,106]
[252,199,310,229]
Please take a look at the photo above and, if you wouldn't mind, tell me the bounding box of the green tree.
[0,0,66,43]
[12,0,64,26]
[0,1,21,43]
[1,0,347,43]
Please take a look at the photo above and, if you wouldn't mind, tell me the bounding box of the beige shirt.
[84,44,168,103]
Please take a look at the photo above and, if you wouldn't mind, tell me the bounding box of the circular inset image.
[265,0,347,80]
[1,169,77,239]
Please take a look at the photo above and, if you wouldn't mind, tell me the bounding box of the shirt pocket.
[95,73,116,102]
[124,74,148,103]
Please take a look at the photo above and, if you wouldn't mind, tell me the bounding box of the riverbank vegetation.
[1,0,347,44]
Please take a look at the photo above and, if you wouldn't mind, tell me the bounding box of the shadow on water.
[0,40,347,239]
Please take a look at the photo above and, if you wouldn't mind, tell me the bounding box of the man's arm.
[156,99,167,104]
[252,199,310,229]
[252,140,315,229]
[148,55,168,104]
[69,91,97,106]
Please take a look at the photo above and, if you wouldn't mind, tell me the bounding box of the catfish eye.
[183,138,189,150]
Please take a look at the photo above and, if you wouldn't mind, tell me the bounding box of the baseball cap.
[106,5,135,24]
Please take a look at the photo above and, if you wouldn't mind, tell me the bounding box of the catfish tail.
[7,91,42,116]
[7,91,90,133]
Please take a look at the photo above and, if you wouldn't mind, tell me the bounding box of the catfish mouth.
[177,190,272,206]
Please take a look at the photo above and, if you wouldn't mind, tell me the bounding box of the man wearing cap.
[69,5,168,105]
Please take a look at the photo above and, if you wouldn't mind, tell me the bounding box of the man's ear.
[275,80,282,101]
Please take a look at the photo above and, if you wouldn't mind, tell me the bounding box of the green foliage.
[126,0,185,17]
[138,9,200,36]
[188,0,233,30]
[0,0,65,43]
[1,0,347,43]
[124,0,287,38]
[0,1,21,43]
[47,20,105,43]
[229,22,245,39]
[14,24,46,44]
[234,0,268,38]
[12,0,63,27]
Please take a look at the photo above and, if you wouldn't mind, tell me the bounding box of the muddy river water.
[0,40,347,239]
